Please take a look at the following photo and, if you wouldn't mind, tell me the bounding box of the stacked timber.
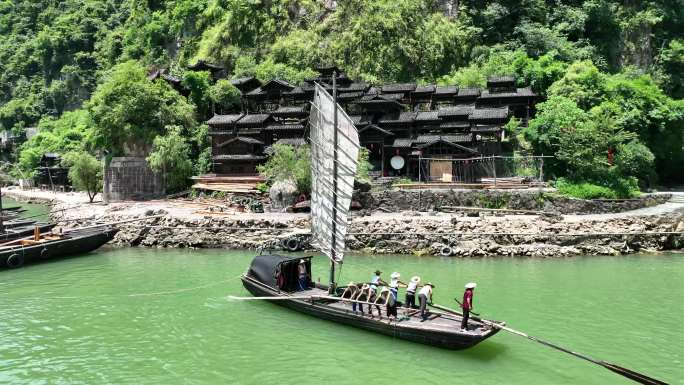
[191,174,265,193]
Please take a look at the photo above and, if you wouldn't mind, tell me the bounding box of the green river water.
[0,200,682,384]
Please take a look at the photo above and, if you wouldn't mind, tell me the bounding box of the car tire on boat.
[285,238,301,252]
[40,248,50,259]
[440,246,453,257]
[6,253,25,269]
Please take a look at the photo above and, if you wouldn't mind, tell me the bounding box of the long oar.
[431,303,668,385]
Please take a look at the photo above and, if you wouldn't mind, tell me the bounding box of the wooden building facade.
[205,70,536,179]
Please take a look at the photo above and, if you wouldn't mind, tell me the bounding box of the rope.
[4,275,242,301]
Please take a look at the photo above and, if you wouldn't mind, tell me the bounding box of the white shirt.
[406,281,419,293]
[418,285,432,297]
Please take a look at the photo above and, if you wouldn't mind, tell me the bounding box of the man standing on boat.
[461,282,476,331]
[418,283,434,321]
[368,270,387,317]
[405,276,420,310]
[387,272,405,320]
[297,259,309,291]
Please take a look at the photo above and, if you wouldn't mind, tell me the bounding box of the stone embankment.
[362,189,671,215]
[6,187,684,257]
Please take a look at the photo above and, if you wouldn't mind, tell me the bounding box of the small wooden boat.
[241,254,502,350]
[0,227,118,269]
[0,223,55,242]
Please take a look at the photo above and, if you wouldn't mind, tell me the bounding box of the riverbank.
[5,187,684,257]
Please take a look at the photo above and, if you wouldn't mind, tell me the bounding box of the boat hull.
[0,227,118,269]
[241,275,499,350]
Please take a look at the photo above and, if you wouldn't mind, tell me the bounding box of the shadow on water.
[455,340,510,362]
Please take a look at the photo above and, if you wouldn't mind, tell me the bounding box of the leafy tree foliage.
[146,126,194,193]
[63,151,102,202]
[87,61,196,156]
[257,144,311,194]
[2,0,683,189]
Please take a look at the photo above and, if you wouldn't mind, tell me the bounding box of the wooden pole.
[329,72,339,295]
[431,303,667,385]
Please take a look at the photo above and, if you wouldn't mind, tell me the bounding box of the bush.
[554,177,640,199]
[554,178,618,199]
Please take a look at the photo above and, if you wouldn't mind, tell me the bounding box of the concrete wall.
[103,157,164,202]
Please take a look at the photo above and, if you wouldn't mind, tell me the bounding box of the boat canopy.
[247,254,312,292]
[309,83,360,263]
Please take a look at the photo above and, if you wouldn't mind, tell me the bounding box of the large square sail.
[309,83,360,263]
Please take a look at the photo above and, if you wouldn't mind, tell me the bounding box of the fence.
[417,155,552,185]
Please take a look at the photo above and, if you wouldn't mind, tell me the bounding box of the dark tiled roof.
[207,114,244,126]
[274,138,306,146]
[416,139,479,153]
[392,138,414,148]
[338,91,364,100]
[470,125,502,133]
[413,85,435,94]
[457,88,481,97]
[283,87,305,96]
[434,85,458,95]
[213,154,266,161]
[415,111,440,121]
[230,76,261,86]
[261,79,295,92]
[378,111,416,124]
[264,124,305,131]
[359,124,394,136]
[380,93,404,100]
[218,136,264,147]
[271,106,307,116]
[246,87,265,96]
[188,60,224,71]
[479,88,536,99]
[236,114,271,125]
[415,134,472,143]
[487,75,516,84]
[438,105,474,118]
[469,107,509,121]
[440,121,471,130]
[340,82,369,92]
[381,83,416,93]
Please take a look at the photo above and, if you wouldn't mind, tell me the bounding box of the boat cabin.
[248,254,312,293]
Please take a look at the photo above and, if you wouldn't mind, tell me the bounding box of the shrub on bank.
[554,177,640,199]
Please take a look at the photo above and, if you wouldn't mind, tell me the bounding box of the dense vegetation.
[1,0,682,196]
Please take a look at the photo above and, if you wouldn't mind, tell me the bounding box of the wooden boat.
[0,223,55,242]
[240,83,502,350]
[241,254,502,350]
[0,227,118,269]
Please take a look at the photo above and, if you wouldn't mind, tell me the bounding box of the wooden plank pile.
[191,174,265,193]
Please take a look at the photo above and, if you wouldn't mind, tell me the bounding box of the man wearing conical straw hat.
[461,282,477,331]
[404,275,421,311]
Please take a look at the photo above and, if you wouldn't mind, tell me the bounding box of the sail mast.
[329,72,338,294]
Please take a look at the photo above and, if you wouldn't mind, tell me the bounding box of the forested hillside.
[1,0,682,192]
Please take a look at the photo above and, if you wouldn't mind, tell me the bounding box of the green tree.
[208,79,241,113]
[146,126,194,193]
[87,61,196,156]
[63,151,103,203]
[257,144,311,194]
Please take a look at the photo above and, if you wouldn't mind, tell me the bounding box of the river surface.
[0,199,682,384]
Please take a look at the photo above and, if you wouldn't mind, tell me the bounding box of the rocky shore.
[6,187,683,257]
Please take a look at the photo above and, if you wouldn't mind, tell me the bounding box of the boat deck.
[297,287,492,336]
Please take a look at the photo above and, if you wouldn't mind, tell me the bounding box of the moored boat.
[0,227,118,269]
[0,223,55,241]
[241,254,501,350]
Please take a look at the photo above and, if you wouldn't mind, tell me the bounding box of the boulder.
[269,179,298,209]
